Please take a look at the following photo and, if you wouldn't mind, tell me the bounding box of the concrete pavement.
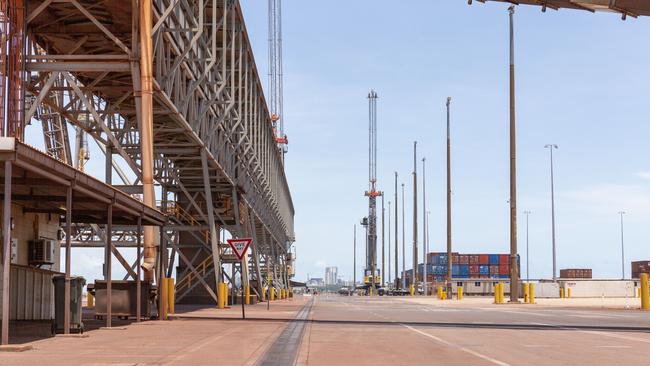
[3,295,650,365]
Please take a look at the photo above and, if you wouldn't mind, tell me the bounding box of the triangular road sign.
[227,238,252,261]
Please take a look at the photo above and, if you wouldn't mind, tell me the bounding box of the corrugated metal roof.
[474,0,650,17]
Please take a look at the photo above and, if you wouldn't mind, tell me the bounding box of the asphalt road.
[296,295,650,365]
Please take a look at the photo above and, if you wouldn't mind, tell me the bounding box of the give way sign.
[227,238,252,261]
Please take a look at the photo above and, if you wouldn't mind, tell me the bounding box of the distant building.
[307,278,324,287]
[325,266,338,286]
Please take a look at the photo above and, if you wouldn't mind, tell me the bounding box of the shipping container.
[479,265,489,275]
[469,265,479,274]
[559,268,592,279]
[459,255,469,265]
[631,261,650,278]
[489,265,499,275]
[479,255,489,264]
[469,255,479,265]
[489,254,499,265]
[499,254,509,264]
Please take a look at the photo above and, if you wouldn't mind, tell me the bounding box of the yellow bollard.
[494,283,499,304]
[641,273,650,310]
[410,284,415,296]
[441,291,447,300]
[87,291,94,308]
[245,285,251,305]
[523,283,530,304]
[218,282,229,309]
[560,287,565,298]
[437,286,443,299]
[529,283,535,304]
[160,278,168,319]
[567,288,571,299]
[167,278,175,314]
[271,287,276,301]
[457,287,463,300]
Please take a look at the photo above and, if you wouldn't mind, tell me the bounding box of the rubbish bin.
[52,275,86,334]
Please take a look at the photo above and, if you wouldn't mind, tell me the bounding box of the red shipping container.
[452,254,460,264]
[479,274,489,278]
[459,255,469,264]
[469,265,479,274]
[489,265,499,274]
[479,255,489,264]
[469,255,479,264]
[499,264,509,275]
[499,254,509,264]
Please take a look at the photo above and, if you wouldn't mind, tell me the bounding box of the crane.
[363,90,382,293]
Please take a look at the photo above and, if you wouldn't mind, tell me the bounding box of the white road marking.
[367,310,510,366]
[402,324,511,366]
[533,321,650,345]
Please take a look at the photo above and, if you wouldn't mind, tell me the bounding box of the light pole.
[394,172,399,289]
[353,224,356,296]
[422,157,427,296]
[545,144,558,280]
[524,210,531,283]
[381,195,385,288]
[619,211,626,280]
[446,97,452,288]
[412,142,418,295]
[401,182,406,290]
[507,5,520,303]
[388,201,391,286]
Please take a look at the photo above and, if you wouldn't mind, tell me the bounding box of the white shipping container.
[561,280,636,298]
[534,282,560,298]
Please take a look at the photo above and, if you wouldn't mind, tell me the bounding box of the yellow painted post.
[560,287,565,299]
[494,283,499,304]
[437,286,443,299]
[217,282,224,309]
[410,284,415,296]
[529,283,535,304]
[498,283,503,304]
[457,287,463,300]
[641,273,650,310]
[567,288,571,299]
[167,278,175,314]
[245,285,251,305]
[87,291,94,308]
[523,283,530,303]
[271,287,276,301]
[441,291,447,300]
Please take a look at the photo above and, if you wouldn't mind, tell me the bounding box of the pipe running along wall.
[140,0,156,278]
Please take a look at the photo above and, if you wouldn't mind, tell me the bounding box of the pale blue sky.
[241,1,650,282]
[25,1,650,285]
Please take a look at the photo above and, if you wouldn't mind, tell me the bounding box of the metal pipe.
[139,0,156,277]
[136,216,141,322]
[388,200,391,286]
[64,185,72,334]
[1,161,12,344]
[106,203,113,327]
[524,210,531,283]
[508,6,520,302]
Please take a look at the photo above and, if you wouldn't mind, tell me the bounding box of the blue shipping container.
[460,265,470,275]
[489,254,499,265]
[452,265,460,276]
[479,265,490,275]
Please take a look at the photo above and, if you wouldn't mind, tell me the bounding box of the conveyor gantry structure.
[5,0,295,305]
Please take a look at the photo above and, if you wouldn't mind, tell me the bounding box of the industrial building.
[0,0,295,345]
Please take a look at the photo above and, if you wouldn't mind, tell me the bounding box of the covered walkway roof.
[474,0,650,17]
[0,138,166,226]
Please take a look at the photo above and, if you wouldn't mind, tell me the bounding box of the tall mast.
[365,90,381,292]
[268,0,288,158]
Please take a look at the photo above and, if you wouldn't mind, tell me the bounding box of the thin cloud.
[636,171,650,181]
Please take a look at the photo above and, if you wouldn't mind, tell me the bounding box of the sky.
[239,0,650,282]
[24,1,650,285]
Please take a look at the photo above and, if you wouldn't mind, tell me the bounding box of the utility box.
[52,275,86,334]
[93,280,152,319]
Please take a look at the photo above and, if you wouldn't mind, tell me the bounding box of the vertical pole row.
[1,161,12,344]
